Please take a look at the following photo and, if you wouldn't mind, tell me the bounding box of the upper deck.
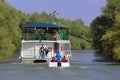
[22,23,69,41]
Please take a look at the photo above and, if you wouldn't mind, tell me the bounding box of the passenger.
[54,31,58,40]
[62,56,67,62]
[50,57,56,62]
[18,56,22,62]
[28,35,32,40]
[44,48,49,58]
[39,44,45,58]
[38,29,45,41]
[55,52,62,61]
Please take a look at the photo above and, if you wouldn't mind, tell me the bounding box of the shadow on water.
[71,50,120,66]
[93,50,120,65]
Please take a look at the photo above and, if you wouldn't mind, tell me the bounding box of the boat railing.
[22,32,68,41]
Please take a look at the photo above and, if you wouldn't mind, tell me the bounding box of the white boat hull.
[49,62,70,67]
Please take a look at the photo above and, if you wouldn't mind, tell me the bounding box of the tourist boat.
[20,23,71,66]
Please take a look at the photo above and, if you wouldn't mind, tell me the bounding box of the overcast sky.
[5,0,107,26]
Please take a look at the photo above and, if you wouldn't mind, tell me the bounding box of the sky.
[5,0,107,26]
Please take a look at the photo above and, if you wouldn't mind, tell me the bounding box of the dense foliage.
[91,0,120,61]
[0,0,22,61]
[0,1,92,61]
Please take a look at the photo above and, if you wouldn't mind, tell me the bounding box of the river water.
[0,50,120,80]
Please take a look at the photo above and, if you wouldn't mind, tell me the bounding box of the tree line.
[91,0,120,61]
[0,1,92,61]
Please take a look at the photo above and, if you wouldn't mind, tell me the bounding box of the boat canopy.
[23,23,68,29]
[22,23,69,40]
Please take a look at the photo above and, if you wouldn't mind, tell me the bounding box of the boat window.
[60,43,71,51]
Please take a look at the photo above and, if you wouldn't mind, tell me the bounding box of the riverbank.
[0,51,20,63]
[0,54,17,63]
[0,55,13,62]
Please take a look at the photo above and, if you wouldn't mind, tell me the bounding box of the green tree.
[90,15,113,50]
[91,0,120,61]
[0,1,22,61]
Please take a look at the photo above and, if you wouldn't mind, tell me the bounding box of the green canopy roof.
[23,23,68,29]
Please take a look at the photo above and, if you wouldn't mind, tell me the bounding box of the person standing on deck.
[44,48,49,58]
[38,29,45,41]
[39,45,45,58]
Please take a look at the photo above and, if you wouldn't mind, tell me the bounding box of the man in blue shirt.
[55,52,62,67]
[55,52,62,61]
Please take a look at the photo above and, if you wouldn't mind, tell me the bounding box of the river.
[0,50,120,80]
